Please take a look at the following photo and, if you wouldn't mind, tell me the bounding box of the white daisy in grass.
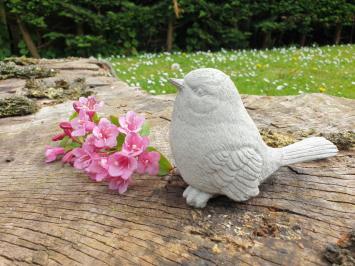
[276,85,285,91]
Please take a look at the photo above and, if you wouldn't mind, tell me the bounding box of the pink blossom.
[72,146,95,170]
[60,121,72,129]
[119,111,145,134]
[62,150,75,165]
[45,98,166,195]
[137,151,160,176]
[45,146,65,163]
[107,152,137,180]
[52,132,66,141]
[86,155,109,182]
[107,176,131,194]
[59,121,74,138]
[70,110,95,137]
[122,133,149,156]
[83,135,96,150]
[92,118,119,148]
[73,96,103,117]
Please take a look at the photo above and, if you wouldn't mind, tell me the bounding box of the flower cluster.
[45,96,171,194]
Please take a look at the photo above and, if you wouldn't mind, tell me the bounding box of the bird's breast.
[170,113,210,181]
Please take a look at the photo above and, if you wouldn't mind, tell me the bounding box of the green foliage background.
[1,0,354,58]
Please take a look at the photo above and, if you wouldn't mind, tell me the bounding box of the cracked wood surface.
[0,59,354,266]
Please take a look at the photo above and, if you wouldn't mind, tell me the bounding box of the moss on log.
[25,78,92,102]
[0,96,38,117]
[0,61,56,80]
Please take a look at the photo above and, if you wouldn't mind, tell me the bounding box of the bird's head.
[169,68,240,115]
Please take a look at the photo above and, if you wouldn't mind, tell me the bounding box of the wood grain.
[0,59,354,265]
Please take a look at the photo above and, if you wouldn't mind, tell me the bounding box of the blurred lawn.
[108,44,355,99]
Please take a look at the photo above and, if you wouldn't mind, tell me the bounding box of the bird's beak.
[169,78,184,91]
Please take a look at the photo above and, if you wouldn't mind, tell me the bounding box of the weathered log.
[0,59,354,266]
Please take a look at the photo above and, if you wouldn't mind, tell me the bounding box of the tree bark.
[166,16,174,52]
[172,0,180,18]
[334,23,342,45]
[300,34,306,46]
[276,32,284,46]
[0,0,6,26]
[166,0,179,52]
[262,31,272,49]
[350,18,354,43]
[0,0,11,56]
[0,59,354,265]
[77,22,84,35]
[16,17,40,58]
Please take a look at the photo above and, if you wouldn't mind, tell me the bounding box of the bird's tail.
[280,137,338,166]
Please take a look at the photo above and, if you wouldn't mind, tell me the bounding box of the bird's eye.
[194,87,207,96]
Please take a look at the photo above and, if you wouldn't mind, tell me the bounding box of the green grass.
[107,44,355,99]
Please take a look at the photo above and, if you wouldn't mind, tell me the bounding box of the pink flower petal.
[137,151,160,176]
[107,152,137,179]
[92,118,119,148]
[122,133,149,156]
[72,147,96,170]
[62,150,75,165]
[107,176,131,194]
[52,133,66,141]
[45,146,65,163]
[73,96,103,116]
[70,110,94,137]
[119,111,145,134]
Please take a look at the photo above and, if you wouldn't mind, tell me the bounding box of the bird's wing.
[202,147,263,201]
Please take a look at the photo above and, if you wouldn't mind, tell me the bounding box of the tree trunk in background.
[262,31,271,48]
[0,1,7,28]
[16,17,40,58]
[166,16,174,51]
[276,32,284,46]
[350,19,354,43]
[77,23,84,35]
[35,29,43,48]
[0,0,11,57]
[300,34,306,46]
[8,20,20,54]
[334,23,342,44]
[166,0,179,52]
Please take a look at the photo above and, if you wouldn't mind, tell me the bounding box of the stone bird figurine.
[169,68,338,208]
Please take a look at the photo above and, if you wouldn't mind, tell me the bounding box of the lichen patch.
[259,128,354,150]
[0,96,38,118]
[25,78,92,103]
[259,128,296,147]
[0,61,56,80]
[321,131,355,150]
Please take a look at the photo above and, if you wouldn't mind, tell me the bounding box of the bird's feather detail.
[202,147,263,201]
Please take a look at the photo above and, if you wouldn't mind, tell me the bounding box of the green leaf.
[69,111,78,121]
[109,115,120,126]
[68,142,81,149]
[139,122,150,136]
[147,146,173,176]
[59,136,81,151]
[116,133,126,150]
[63,142,81,152]
[59,136,70,147]
[92,113,100,123]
